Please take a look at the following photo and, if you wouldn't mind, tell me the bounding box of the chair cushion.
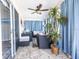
[20,36,30,42]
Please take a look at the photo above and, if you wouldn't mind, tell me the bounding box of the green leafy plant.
[46,23,52,30]
[48,28,61,44]
[49,6,59,18]
[46,6,67,44]
[49,6,60,28]
[46,23,52,33]
[58,15,68,25]
[45,6,68,54]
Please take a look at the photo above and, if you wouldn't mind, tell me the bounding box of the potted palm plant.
[48,6,60,55]
[46,6,67,55]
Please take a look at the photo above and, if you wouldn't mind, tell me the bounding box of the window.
[24,21,44,32]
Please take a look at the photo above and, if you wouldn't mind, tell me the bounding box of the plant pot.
[51,44,59,55]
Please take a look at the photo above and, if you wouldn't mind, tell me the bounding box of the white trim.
[10,4,17,57]
[13,6,16,56]
[10,3,14,57]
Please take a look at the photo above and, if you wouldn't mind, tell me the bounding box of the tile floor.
[14,45,70,59]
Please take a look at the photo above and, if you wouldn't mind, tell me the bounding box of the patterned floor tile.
[14,46,70,59]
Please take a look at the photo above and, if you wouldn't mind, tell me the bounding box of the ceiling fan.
[28,4,49,14]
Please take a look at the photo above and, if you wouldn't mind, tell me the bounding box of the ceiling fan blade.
[31,11,41,14]
[31,12,36,14]
[28,8,35,11]
[39,9,49,11]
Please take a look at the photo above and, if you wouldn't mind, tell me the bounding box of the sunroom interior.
[0,0,79,59]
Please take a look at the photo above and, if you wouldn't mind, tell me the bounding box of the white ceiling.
[10,0,63,20]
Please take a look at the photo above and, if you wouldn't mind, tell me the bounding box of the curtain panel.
[60,0,79,59]
[24,21,44,32]
[74,0,79,59]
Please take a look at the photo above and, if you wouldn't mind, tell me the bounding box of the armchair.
[37,35,50,49]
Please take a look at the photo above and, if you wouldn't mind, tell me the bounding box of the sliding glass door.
[0,1,18,59]
[0,1,12,59]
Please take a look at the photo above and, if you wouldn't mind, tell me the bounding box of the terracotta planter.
[51,44,59,55]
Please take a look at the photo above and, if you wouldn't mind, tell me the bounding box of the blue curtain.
[68,0,74,55]
[60,1,68,53]
[74,0,79,59]
[31,21,35,31]
[24,21,32,31]
[60,0,79,59]
[24,21,44,31]
[35,21,43,31]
